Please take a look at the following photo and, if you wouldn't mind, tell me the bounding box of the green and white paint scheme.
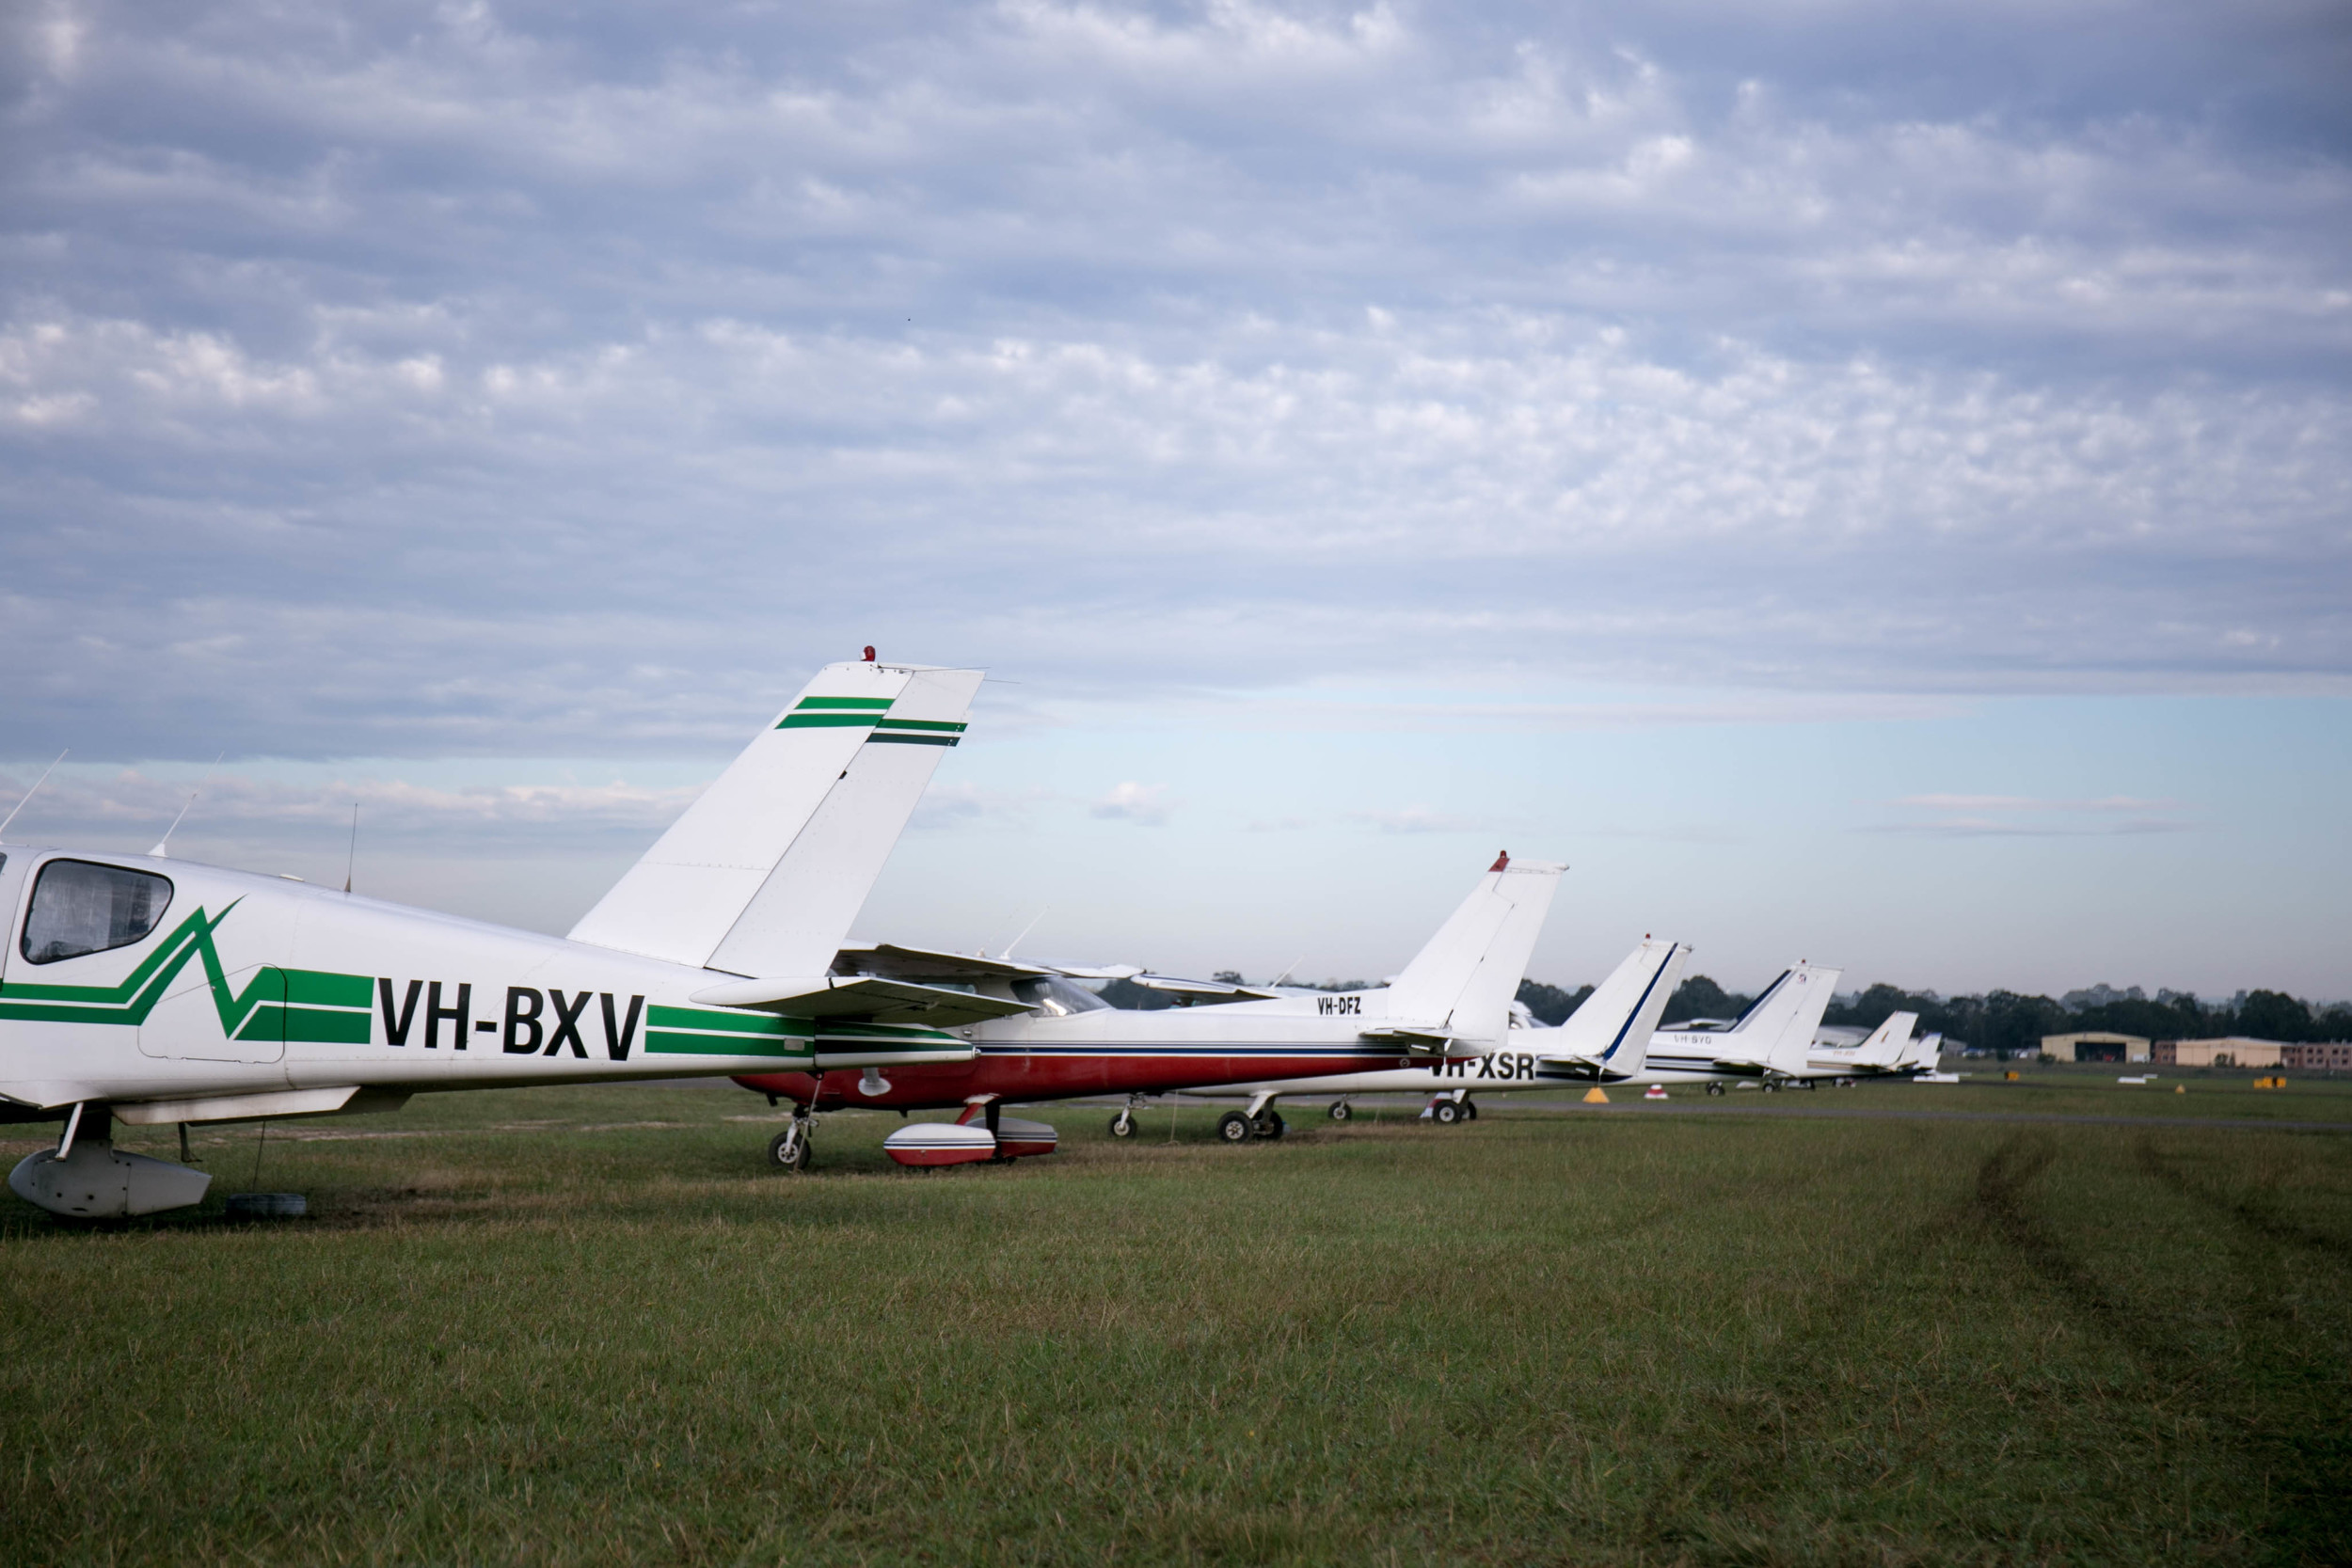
[3,658,1007,1218]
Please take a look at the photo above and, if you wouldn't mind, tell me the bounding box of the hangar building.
[2041,1032,2149,1063]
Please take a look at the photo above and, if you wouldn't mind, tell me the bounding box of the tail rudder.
[1909,1031,1944,1074]
[1858,1011,1918,1068]
[569,659,982,971]
[1544,939,1691,1076]
[1711,962,1841,1069]
[1762,964,1843,1075]
[1382,853,1565,1044]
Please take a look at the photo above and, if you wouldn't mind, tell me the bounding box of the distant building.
[2042,1032,2150,1063]
[2283,1042,2352,1071]
[2152,1037,2285,1069]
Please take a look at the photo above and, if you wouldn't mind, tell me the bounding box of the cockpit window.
[21,859,173,965]
[1011,976,1110,1017]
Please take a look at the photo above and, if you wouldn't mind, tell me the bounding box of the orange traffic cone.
[1582,1087,1610,1104]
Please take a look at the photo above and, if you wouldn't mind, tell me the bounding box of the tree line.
[1514,975,2352,1054]
[1100,971,2349,1053]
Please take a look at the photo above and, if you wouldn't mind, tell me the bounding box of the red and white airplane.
[735,854,1565,1168]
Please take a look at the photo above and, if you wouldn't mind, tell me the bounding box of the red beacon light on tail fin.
[863,645,876,662]
[1489,850,1510,872]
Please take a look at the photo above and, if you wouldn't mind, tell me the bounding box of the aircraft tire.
[1327,1101,1352,1122]
[767,1128,811,1173]
[1216,1111,1253,1144]
[1258,1112,1285,1140]
[1108,1113,1138,1138]
[1706,1083,1725,1097]
[1464,1100,1479,1120]
[1432,1101,1463,1126]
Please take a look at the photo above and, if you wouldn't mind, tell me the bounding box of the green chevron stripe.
[778,713,887,728]
[0,906,375,1051]
[0,904,229,1006]
[872,719,965,733]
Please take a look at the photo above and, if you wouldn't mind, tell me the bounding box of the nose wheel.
[1326,1101,1352,1122]
[767,1110,814,1173]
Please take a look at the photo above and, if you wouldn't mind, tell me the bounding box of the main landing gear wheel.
[1463,1099,1479,1120]
[1706,1083,1726,1097]
[1216,1111,1253,1144]
[1432,1100,1464,1126]
[1108,1110,1138,1138]
[1327,1101,1352,1122]
[767,1122,812,1173]
[1254,1112,1286,1140]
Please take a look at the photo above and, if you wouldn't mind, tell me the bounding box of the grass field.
[5,1075,2350,1565]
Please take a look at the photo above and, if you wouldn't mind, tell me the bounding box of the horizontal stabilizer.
[1359,1022,1465,1054]
[690,974,1033,1028]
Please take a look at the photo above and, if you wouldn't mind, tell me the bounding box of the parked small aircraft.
[1794,1011,1919,1085]
[3,657,990,1218]
[735,855,1565,1166]
[1612,962,1844,1094]
[1183,937,1691,1125]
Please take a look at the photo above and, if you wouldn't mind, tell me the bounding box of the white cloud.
[1090,781,1174,825]
[0,0,2344,772]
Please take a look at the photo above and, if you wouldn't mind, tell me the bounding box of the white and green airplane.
[2,657,1008,1219]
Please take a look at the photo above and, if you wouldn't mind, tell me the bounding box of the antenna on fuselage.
[1000,909,1048,961]
[1269,956,1304,988]
[0,749,67,841]
[343,802,359,894]
[150,752,224,858]
[150,793,197,858]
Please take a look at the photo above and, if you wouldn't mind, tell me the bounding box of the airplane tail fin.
[1763,965,1843,1074]
[1382,854,1565,1045]
[568,660,982,972]
[1709,962,1842,1072]
[1542,938,1691,1076]
[1856,1011,1918,1068]
[1909,1031,1944,1074]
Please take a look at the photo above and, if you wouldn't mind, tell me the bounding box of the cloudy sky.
[4,0,2347,997]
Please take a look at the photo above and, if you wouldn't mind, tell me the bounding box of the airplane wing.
[1123,974,1286,1003]
[691,974,1033,1028]
[833,942,1057,984]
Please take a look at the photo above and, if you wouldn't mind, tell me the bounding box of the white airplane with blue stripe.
[1603,962,1843,1095]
